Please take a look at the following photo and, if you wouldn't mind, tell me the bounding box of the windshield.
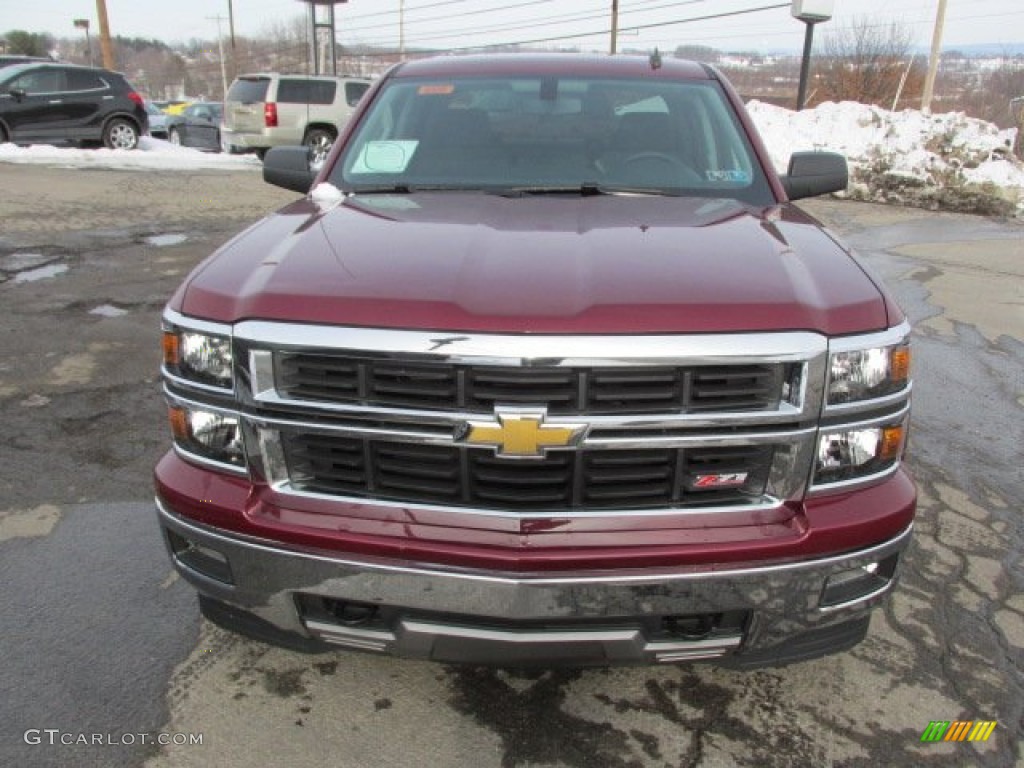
[331,74,773,203]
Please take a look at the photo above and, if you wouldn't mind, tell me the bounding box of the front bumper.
[156,495,912,666]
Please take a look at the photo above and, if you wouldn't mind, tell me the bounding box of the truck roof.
[392,53,712,81]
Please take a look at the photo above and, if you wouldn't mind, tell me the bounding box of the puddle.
[145,233,189,247]
[13,264,69,283]
[89,304,129,318]
[0,253,55,272]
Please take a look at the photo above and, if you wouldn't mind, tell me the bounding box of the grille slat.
[277,354,784,414]
[373,443,461,500]
[282,434,772,511]
[468,367,577,412]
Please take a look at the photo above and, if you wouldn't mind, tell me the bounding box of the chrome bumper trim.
[303,618,743,663]
[156,497,912,662]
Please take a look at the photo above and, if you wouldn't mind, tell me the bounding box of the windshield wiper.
[493,182,604,198]
[347,184,490,195]
[492,182,681,198]
[347,183,414,194]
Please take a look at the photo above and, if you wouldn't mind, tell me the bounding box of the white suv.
[221,73,371,164]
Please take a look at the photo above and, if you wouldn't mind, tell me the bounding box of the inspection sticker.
[350,141,419,174]
[706,170,751,183]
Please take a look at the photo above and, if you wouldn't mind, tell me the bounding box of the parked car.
[166,102,223,151]
[157,54,916,668]
[220,72,371,165]
[0,62,147,149]
[162,100,193,116]
[146,101,170,139]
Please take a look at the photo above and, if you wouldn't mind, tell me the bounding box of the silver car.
[145,101,169,139]
[220,73,371,165]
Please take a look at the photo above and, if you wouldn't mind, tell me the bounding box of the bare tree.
[816,17,925,108]
[950,56,1024,128]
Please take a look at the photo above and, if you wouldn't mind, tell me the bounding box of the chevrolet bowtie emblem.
[461,408,586,458]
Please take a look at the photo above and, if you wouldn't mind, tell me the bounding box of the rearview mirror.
[263,146,316,194]
[780,151,848,201]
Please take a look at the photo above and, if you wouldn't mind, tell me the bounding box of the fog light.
[166,529,234,584]
[820,554,898,609]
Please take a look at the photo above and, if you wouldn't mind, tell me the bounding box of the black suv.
[0,62,148,149]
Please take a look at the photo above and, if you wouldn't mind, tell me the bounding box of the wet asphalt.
[0,166,1020,767]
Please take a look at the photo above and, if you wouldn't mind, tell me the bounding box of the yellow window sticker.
[418,84,455,95]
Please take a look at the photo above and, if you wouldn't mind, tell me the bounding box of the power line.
[347,2,793,57]
[343,0,710,38]
[343,0,563,35]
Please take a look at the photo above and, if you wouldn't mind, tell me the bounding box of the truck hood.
[177,192,889,335]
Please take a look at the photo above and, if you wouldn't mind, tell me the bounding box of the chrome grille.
[282,431,774,510]
[276,353,785,415]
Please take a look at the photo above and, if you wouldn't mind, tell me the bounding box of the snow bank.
[748,100,1023,217]
[0,136,261,171]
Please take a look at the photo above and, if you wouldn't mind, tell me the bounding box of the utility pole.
[227,0,238,79]
[399,0,405,58]
[921,0,948,112]
[95,0,115,69]
[610,0,619,55]
[208,15,229,99]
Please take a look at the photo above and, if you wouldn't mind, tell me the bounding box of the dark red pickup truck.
[156,54,914,667]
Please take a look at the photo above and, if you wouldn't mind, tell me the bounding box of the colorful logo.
[920,721,997,742]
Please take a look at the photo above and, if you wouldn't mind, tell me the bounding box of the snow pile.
[748,100,1023,216]
[0,136,261,171]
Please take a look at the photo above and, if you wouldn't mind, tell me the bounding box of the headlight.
[827,342,909,405]
[813,420,906,485]
[827,341,909,405]
[169,405,246,468]
[163,328,233,388]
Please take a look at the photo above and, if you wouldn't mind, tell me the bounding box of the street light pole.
[227,0,237,79]
[610,0,619,55]
[74,19,93,66]
[790,1,834,111]
[796,20,816,110]
[207,15,229,99]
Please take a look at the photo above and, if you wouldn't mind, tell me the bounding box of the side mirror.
[780,151,848,201]
[263,146,316,194]
[10,87,27,102]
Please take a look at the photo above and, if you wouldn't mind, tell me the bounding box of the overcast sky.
[7,0,1023,52]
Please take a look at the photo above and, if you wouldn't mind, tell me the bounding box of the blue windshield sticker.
[351,141,419,174]
[706,170,751,183]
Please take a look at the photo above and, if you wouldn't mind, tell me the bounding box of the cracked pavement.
[0,166,1020,767]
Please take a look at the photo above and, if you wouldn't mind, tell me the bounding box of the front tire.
[103,118,139,150]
